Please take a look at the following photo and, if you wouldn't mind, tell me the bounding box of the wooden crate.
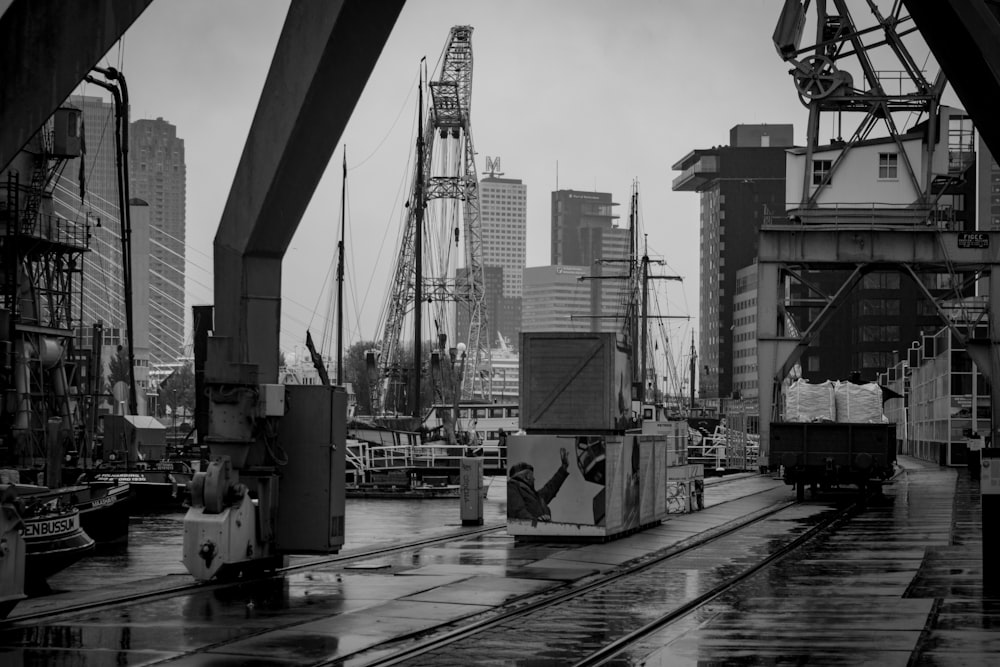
[519,332,632,432]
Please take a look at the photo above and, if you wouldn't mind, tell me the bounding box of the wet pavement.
[43,475,512,592]
[2,460,995,665]
[625,457,996,666]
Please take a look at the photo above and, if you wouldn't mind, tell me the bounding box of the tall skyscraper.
[522,189,628,335]
[478,161,526,346]
[673,124,793,399]
[55,96,127,348]
[129,117,186,365]
[551,189,620,266]
[522,265,622,333]
[51,95,155,410]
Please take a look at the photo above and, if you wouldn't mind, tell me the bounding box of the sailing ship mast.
[305,149,353,389]
[410,63,426,420]
[626,184,685,405]
[371,26,488,418]
[336,150,346,386]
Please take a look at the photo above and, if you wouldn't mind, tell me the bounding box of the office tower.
[479,167,526,346]
[456,264,504,349]
[54,96,127,347]
[673,124,793,398]
[732,263,758,400]
[530,189,628,334]
[551,189,620,266]
[522,265,623,334]
[129,117,186,365]
[51,95,154,410]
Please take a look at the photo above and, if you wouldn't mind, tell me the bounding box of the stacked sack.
[834,381,883,423]
[784,379,836,422]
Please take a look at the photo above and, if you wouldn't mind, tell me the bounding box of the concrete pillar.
[460,457,483,526]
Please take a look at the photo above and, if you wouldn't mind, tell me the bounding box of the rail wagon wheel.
[790,55,841,99]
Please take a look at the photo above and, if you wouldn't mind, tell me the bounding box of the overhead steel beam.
[758,226,998,269]
[0,0,153,171]
[903,0,1000,159]
[757,226,1000,465]
[211,0,405,384]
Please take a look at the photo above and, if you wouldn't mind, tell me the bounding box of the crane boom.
[372,25,489,416]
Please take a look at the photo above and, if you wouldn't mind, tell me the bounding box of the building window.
[812,159,832,186]
[878,153,898,179]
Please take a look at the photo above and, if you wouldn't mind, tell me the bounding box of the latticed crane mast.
[756,0,986,460]
[373,25,488,415]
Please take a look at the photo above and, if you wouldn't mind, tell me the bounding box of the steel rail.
[337,490,801,666]
[2,523,505,626]
[2,474,761,627]
[574,496,865,666]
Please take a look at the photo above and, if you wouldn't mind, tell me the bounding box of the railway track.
[336,492,864,666]
[2,472,795,665]
[2,523,506,626]
[6,472,763,627]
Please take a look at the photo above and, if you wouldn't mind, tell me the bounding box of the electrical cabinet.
[274,385,346,553]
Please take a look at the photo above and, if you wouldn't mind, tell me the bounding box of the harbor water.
[44,476,509,593]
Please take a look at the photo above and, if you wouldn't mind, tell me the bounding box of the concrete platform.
[0,459,995,665]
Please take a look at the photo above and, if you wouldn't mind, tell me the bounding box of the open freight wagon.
[769,422,896,499]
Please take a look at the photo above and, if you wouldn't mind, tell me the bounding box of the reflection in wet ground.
[618,465,997,667]
[395,501,838,666]
[5,473,821,667]
[45,477,509,593]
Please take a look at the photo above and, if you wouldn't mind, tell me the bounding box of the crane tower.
[373,25,488,415]
[757,0,989,461]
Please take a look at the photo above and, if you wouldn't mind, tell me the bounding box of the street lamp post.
[446,343,467,447]
[493,368,506,401]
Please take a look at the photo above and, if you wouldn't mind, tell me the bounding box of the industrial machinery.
[0,484,26,619]
[757,1,1000,464]
[180,1,405,581]
[371,25,490,416]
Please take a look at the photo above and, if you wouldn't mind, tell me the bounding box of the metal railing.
[345,439,506,484]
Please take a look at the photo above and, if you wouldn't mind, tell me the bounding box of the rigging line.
[343,184,367,344]
[147,304,185,332]
[308,253,336,341]
[52,181,120,224]
[147,326,183,348]
[146,286,187,318]
[147,237,191,267]
[147,270,192,302]
[75,99,115,192]
[81,247,124,315]
[348,68,419,171]
[369,99,421,341]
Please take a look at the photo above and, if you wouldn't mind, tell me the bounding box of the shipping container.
[519,332,633,433]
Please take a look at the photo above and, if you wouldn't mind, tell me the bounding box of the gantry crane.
[371,25,489,417]
[758,0,999,463]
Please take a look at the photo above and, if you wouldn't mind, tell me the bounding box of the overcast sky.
[79,1,948,371]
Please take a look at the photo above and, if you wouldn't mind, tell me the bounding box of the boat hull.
[81,464,192,512]
[22,508,95,594]
[8,479,133,545]
[73,483,133,545]
[346,485,462,499]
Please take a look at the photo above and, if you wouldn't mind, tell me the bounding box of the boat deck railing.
[346,439,507,478]
[688,425,760,472]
